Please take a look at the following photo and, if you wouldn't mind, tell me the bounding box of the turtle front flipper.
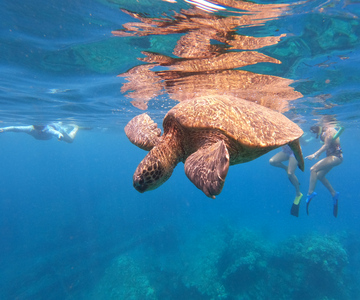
[125,113,161,151]
[288,138,304,171]
[184,140,230,199]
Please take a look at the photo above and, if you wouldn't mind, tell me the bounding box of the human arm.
[305,129,334,160]
[305,144,327,160]
[46,126,64,140]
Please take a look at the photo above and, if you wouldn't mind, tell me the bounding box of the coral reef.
[180,226,229,299]
[272,234,350,300]
[88,255,157,300]
[179,225,350,299]
[87,225,352,300]
[180,225,271,299]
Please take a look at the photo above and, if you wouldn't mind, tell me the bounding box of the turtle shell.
[163,95,303,147]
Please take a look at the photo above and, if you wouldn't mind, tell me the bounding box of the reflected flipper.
[184,140,230,199]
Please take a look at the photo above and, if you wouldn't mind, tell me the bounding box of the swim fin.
[290,193,303,217]
[306,192,317,215]
[333,192,339,218]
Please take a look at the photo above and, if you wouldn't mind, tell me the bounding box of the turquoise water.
[1,0,360,299]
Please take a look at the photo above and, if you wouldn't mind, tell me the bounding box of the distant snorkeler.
[269,133,313,217]
[305,116,344,217]
[0,122,80,143]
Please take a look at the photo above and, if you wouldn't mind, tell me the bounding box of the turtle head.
[133,152,174,193]
[132,124,183,193]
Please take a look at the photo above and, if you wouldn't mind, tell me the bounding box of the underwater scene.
[1,0,360,299]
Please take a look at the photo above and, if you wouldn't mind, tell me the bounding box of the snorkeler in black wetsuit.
[305,125,343,217]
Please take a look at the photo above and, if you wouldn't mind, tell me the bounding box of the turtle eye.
[139,177,144,185]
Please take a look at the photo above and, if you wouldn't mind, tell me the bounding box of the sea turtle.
[125,95,304,198]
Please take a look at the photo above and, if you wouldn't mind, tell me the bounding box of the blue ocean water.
[1,0,360,299]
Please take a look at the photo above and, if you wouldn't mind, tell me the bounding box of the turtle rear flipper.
[288,138,304,171]
[184,140,230,199]
[125,113,161,151]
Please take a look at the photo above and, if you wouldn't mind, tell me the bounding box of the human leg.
[307,157,336,195]
[319,156,342,217]
[317,156,342,196]
[269,151,289,171]
[319,172,341,217]
[318,177,336,196]
[288,156,301,196]
[288,155,303,216]
[306,158,329,215]
[271,153,302,216]
[306,156,342,215]
[0,125,34,133]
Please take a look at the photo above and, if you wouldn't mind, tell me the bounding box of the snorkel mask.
[310,125,322,139]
